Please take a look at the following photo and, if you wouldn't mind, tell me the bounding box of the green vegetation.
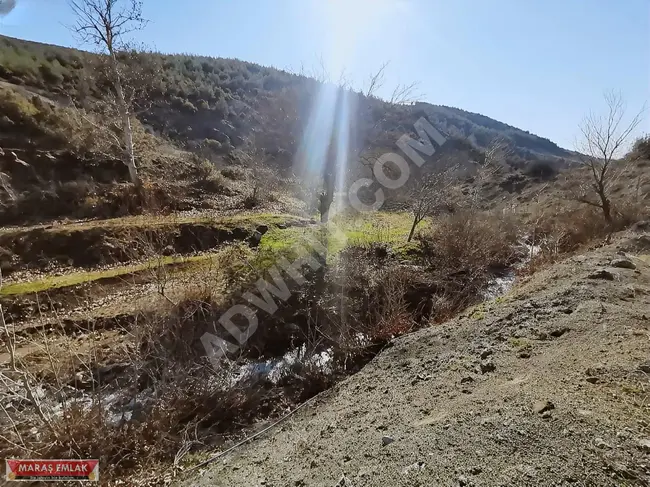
[509,337,532,350]
[257,212,415,265]
[0,255,214,296]
[0,33,574,165]
[0,213,312,237]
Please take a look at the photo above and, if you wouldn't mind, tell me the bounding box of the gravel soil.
[184,231,650,487]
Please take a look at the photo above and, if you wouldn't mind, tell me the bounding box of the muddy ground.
[183,231,650,487]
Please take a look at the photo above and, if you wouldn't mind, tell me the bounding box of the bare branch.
[389,82,422,105]
[365,62,389,99]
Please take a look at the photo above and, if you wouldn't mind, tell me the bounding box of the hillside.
[186,229,650,487]
[0,34,574,166]
[0,30,648,487]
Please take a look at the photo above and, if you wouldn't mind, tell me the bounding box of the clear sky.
[1,0,648,149]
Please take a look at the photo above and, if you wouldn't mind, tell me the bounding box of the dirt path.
[183,231,650,486]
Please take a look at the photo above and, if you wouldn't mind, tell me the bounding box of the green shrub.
[220,166,246,180]
[630,135,650,161]
[181,99,197,113]
[202,139,222,151]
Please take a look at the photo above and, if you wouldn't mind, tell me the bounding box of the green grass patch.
[0,254,212,296]
[0,213,312,236]
[256,212,417,268]
[508,337,531,350]
[332,211,418,245]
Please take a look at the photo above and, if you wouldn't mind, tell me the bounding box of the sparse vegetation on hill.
[0,24,648,487]
[0,34,575,168]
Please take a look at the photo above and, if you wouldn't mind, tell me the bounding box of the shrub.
[525,160,558,179]
[202,138,222,152]
[201,172,229,193]
[193,159,230,193]
[181,99,197,113]
[418,210,519,273]
[38,62,63,84]
[220,165,247,180]
[195,159,216,179]
[243,190,261,209]
[629,134,650,161]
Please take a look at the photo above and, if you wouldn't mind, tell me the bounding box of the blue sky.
[1,0,648,149]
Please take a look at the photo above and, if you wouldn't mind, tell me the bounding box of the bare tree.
[484,136,513,168]
[68,0,148,183]
[364,62,388,99]
[466,136,512,206]
[574,91,645,223]
[407,166,458,242]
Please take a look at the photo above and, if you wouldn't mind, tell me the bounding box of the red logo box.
[5,460,99,482]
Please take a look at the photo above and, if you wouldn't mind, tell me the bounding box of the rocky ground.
[183,230,650,487]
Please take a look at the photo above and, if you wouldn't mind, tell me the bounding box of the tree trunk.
[597,184,612,224]
[319,191,333,223]
[601,196,612,224]
[319,169,335,223]
[407,216,419,242]
[110,52,139,184]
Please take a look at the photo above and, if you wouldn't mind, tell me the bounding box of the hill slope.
[0,34,574,166]
[186,230,650,487]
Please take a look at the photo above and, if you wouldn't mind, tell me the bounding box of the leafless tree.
[574,91,645,223]
[364,62,388,99]
[407,166,458,242]
[466,136,512,206]
[68,0,148,183]
[484,136,513,168]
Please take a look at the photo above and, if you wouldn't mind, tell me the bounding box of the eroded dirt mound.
[187,234,650,486]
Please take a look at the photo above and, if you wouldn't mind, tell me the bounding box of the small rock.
[610,258,636,270]
[480,349,493,359]
[639,438,650,452]
[403,461,426,474]
[469,466,482,475]
[518,351,531,359]
[586,376,600,384]
[550,327,571,338]
[335,474,351,486]
[460,376,475,384]
[382,436,394,446]
[595,438,611,449]
[611,463,638,480]
[480,361,496,374]
[588,269,615,280]
[533,400,555,414]
[638,362,650,374]
[541,410,553,419]
[458,475,469,486]
[631,220,650,232]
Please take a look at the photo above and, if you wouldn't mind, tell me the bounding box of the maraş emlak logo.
[5,459,99,482]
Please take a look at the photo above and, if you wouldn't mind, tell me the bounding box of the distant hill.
[0,34,575,169]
